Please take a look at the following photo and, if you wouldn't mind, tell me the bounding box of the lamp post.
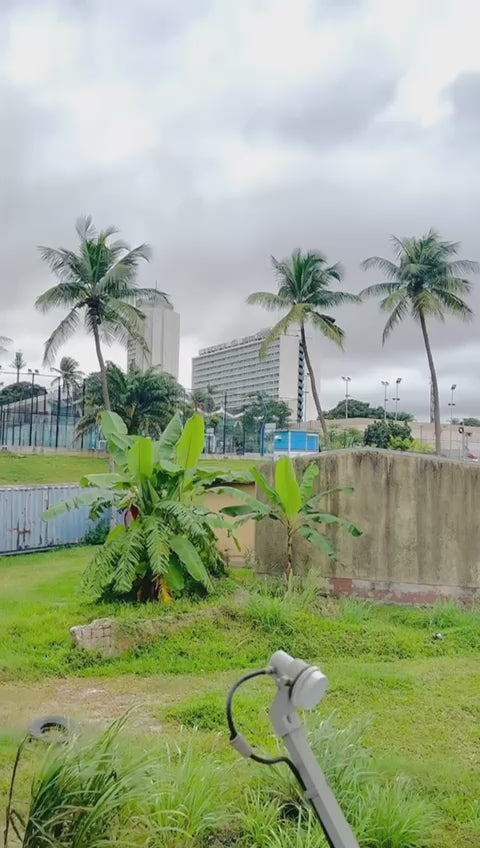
[28,369,39,446]
[392,377,402,422]
[448,383,457,424]
[381,381,389,421]
[341,376,351,447]
[448,383,457,455]
[341,376,351,425]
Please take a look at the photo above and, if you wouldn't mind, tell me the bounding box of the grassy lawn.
[0,451,255,485]
[0,549,479,845]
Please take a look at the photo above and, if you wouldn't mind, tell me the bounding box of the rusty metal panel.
[0,485,100,554]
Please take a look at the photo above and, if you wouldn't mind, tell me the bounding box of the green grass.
[0,552,479,845]
[0,452,109,485]
[0,451,256,486]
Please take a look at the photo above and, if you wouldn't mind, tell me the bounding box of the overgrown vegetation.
[215,457,361,579]
[0,550,479,845]
[7,712,439,848]
[44,411,251,600]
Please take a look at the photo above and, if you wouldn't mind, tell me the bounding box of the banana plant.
[43,411,251,601]
[212,457,361,581]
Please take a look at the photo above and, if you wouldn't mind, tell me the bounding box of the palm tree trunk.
[419,311,441,455]
[300,323,331,449]
[92,323,111,411]
[92,323,116,519]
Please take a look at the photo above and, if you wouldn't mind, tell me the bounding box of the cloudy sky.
[2,0,480,418]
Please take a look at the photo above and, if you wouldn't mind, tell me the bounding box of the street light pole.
[448,383,457,456]
[392,377,402,422]
[448,383,457,425]
[341,376,351,425]
[381,381,389,421]
[28,368,39,446]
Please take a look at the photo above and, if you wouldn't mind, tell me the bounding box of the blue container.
[273,430,320,454]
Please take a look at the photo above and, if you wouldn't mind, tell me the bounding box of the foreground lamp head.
[269,650,328,709]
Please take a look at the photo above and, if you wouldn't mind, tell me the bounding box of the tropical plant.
[363,420,412,449]
[243,394,292,429]
[361,230,478,453]
[10,350,26,382]
[214,457,360,581]
[44,411,250,601]
[51,355,84,401]
[328,427,364,449]
[248,250,359,448]
[36,215,168,412]
[76,362,182,438]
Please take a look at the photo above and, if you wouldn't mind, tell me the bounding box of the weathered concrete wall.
[254,449,480,603]
[204,487,255,565]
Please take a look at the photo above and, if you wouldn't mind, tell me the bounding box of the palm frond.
[314,290,361,307]
[360,281,403,299]
[75,215,97,241]
[246,291,288,310]
[381,298,410,343]
[428,289,474,320]
[43,308,81,365]
[360,256,401,279]
[446,259,480,275]
[259,307,303,357]
[411,291,445,320]
[132,287,171,305]
[308,311,345,348]
[35,281,86,312]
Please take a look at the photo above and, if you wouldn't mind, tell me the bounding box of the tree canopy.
[326,398,413,421]
[77,363,182,437]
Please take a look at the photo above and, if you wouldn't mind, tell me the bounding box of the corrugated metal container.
[0,485,101,554]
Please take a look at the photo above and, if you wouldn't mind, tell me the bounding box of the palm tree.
[361,230,478,454]
[247,249,359,448]
[76,363,182,438]
[36,216,168,412]
[11,350,26,382]
[51,356,84,405]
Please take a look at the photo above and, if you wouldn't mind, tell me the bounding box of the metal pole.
[448,384,456,456]
[341,377,351,448]
[80,379,86,450]
[222,391,227,455]
[381,381,389,421]
[55,384,61,449]
[393,377,402,422]
[29,371,35,446]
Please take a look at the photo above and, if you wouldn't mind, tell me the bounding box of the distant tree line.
[326,398,413,422]
[0,381,47,405]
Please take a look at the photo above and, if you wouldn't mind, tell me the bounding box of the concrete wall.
[204,487,255,565]
[254,449,480,604]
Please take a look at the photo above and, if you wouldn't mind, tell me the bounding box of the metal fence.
[0,408,98,450]
[0,485,102,554]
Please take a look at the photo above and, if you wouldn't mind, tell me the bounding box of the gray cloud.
[247,65,398,147]
[1,0,480,418]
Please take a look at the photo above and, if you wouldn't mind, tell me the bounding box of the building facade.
[191,328,307,419]
[127,297,180,379]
